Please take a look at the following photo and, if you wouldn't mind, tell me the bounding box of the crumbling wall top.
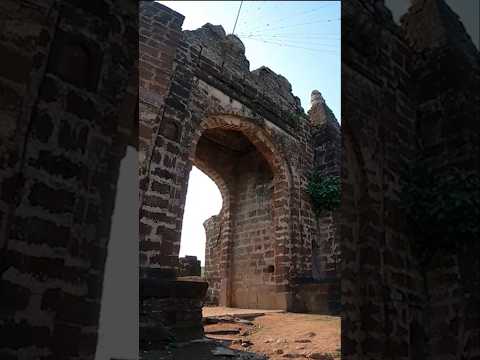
[184,23,250,72]
[309,90,339,129]
[401,0,479,65]
[184,23,304,114]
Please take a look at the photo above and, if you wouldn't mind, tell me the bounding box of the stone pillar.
[139,268,208,352]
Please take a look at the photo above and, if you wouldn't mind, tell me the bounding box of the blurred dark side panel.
[0,1,138,359]
[341,0,479,359]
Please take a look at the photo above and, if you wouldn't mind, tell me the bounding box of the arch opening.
[181,116,291,309]
[178,166,222,279]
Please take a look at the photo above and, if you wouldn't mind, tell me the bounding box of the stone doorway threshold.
[203,306,284,319]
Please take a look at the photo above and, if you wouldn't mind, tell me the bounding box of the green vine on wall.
[307,172,341,216]
[401,161,480,265]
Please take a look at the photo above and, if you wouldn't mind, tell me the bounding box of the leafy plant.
[307,172,341,215]
[401,160,480,265]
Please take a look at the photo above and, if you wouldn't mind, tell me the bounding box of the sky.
[159,0,341,118]
[159,0,341,265]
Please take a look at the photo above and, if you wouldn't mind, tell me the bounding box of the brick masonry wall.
[204,212,225,304]
[402,1,480,358]
[176,255,201,277]
[139,2,184,208]
[195,132,236,305]
[341,1,423,358]
[140,273,208,349]
[230,151,276,308]
[138,2,327,311]
[0,1,137,359]
[310,95,342,279]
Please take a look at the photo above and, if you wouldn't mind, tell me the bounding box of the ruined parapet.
[402,0,479,62]
[177,255,201,277]
[309,90,326,126]
[184,23,250,73]
[183,23,305,123]
[140,268,208,350]
[250,66,303,112]
[308,90,341,281]
[309,90,340,177]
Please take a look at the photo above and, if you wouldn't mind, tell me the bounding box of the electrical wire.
[243,36,339,54]
[243,2,337,34]
[242,35,339,49]
[242,17,341,35]
[238,32,340,39]
[240,34,340,43]
[232,0,244,34]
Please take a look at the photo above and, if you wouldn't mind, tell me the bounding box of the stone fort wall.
[139,1,341,312]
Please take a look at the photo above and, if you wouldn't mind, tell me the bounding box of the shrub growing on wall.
[402,162,480,265]
[307,172,341,215]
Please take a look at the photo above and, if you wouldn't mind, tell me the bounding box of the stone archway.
[187,114,292,309]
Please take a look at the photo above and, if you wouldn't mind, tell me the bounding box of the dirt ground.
[143,307,340,359]
[203,307,341,359]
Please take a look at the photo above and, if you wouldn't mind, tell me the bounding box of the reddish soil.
[204,309,341,359]
[146,308,341,359]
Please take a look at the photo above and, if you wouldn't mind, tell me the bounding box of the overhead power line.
[240,33,340,41]
[243,36,339,54]
[242,17,341,35]
[242,35,339,49]
[243,2,336,34]
[238,32,340,39]
[232,0,244,35]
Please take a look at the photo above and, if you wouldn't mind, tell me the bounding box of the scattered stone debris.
[211,346,236,356]
[190,337,215,343]
[307,352,336,359]
[204,315,257,325]
[202,311,340,359]
[205,328,241,335]
[237,353,268,360]
[294,338,312,343]
[241,340,253,347]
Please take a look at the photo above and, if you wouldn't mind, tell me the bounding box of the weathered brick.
[14,216,70,247]
[29,182,75,213]
[29,151,86,184]
[0,280,31,311]
[0,80,22,110]
[150,181,171,194]
[66,91,98,121]
[56,293,100,326]
[58,120,89,153]
[0,319,51,349]
[0,44,32,83]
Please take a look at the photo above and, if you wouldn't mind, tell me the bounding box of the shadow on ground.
[141,337,268,359]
